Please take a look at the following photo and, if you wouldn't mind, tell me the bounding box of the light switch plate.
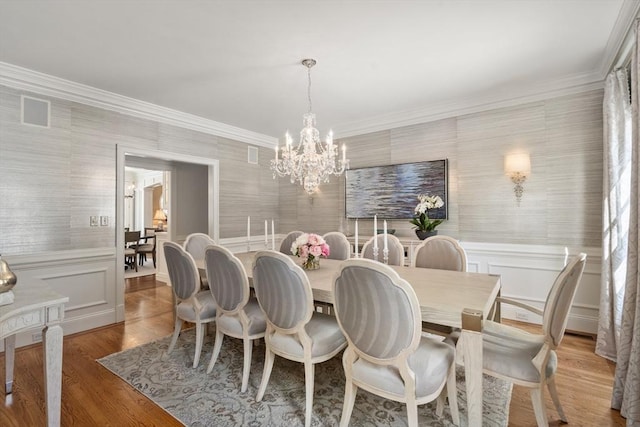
[90,216,99,227]
[100,216,109,226]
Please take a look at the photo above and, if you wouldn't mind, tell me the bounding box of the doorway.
[116,145,220,323]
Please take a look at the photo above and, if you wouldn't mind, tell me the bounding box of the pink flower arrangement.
[291,233,330,269]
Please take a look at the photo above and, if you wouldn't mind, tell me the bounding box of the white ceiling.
[0,1,637,142]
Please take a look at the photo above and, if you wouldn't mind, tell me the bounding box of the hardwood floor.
[0,275,626,426]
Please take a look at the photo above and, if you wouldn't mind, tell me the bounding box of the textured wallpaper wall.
[0,85,278,255]
[278,89,604,247]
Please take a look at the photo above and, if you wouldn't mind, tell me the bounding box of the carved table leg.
[4,334,15,394]
[43,324,63,427]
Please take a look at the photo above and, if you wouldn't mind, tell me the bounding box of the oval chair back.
[204,244,249,314]
[361,234,405,266]
[413,235,467,271]
[322,231,351,260]
[164,241,199,301]
[279,231,304,255]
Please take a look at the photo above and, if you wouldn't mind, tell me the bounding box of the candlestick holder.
[373,246,379,262]
[383,248,389,265]
[247,239,251,253]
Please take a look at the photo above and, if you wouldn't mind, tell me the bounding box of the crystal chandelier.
[271,59,349,194]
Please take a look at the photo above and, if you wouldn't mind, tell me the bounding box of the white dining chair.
[481,253,587,426]
[184,233,216,288]
[333,258,459,427]
[204,244,266,392]
[322,231,351,260]
[361,234,405,265]
[164,241,217,368]
[412,235,467,271]
[279,230,304,254]
[252,250,347,427]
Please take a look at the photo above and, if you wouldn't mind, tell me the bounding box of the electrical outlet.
[100,216,109,226]
[515,311,528,321]
[90,216,99,227]
[32,332,42,342]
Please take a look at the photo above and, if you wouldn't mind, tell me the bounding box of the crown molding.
[598,0,640,76]
[334,71,604,139]
[0,62,278,148]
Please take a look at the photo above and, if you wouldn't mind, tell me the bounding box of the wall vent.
[21,95,50,128]
[248,146,258,164]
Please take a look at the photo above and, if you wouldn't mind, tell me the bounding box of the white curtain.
[597,66,632,361]
[599,20,640,425]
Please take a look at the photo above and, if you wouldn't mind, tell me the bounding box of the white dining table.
[198,252,501,427]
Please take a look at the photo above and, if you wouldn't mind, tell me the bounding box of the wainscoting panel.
[1,248,117,349]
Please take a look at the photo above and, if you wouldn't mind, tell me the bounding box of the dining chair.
[137,228,157,268]
[333,258,459,427]
[361,234,405,265]
[164,241,217,368]
[321,231,351,260]
[124,231,141,272]
[278,230,304,254]
[252,250,347,427]
[204,244,267,392]
[184,233,216,289]
[412,235,467,271]
[480,253,587,426]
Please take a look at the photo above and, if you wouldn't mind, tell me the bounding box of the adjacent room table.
[198,252,501,427]
[1,280,68,427]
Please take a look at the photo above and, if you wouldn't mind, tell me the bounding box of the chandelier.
[271,59,349,194]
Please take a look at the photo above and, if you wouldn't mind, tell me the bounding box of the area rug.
[124,261,157,279]
[98,328,512,426]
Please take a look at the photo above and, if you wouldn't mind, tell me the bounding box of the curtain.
[597,64,632,361]
[611,20,640,425]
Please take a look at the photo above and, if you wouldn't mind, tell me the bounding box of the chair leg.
[241,337,253,393]
[339,379,357,427]
[206,329,224,374]
[256,347,275,401]
[446,364,459,425]
[167,316,182,354]
[547,377,568,422]
[193,322,206,368]
[152,252,156,268]
[304,361,315,427]
[406,397,419,427]
[530,387,549,427]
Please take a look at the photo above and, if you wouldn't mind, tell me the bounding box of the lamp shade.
[504,153,531,175]
[153,209,167,221]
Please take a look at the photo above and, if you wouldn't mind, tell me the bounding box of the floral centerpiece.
[291,233,330,270]
[409,194,444,240]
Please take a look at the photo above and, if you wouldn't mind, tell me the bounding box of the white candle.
[274,145,279,160]
[383,220,388,251]
[264,220,268,247]
[247,216,250,241]
[271,219,275,250]
[373,215,378,249]
[355,219,359,257]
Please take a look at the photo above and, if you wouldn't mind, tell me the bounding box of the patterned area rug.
[98,328,512,426]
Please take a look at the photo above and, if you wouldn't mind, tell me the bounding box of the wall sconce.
[124,183,136,199]
[504,152,531,206]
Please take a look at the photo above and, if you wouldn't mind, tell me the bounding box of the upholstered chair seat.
[176,291,217,321]
[215,298,266,337]
[268,312,346,358]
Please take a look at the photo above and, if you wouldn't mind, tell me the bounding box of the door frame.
[115,144,220,322]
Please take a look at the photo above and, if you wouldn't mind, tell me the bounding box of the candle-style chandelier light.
[271,59,349,194]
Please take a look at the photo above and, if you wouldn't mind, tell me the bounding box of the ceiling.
[0,1,637,142]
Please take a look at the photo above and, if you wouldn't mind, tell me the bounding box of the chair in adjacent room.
[184,232,216,288]
[333,258,459,427]
[124,230,141,272]
[279,230,304,254]
[164,241,217,368]
[137,227,157,268]
[412,235,467,271]
[361,234,405,265]
[252,251,347,427]
[322,231,351,260]
[204,244,267,392]
[481,253,587,426]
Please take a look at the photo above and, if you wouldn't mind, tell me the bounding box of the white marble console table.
[1,281,68,427]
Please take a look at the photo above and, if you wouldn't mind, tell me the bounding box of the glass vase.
[302,257,320,270]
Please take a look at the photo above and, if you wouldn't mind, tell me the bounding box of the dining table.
[197,252,501,427]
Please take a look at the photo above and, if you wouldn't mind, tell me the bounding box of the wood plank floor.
[0,275,626,426]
